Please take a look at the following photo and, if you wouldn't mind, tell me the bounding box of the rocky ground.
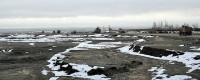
[0,33,200,80]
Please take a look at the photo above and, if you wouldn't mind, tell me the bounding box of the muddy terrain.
[0,33,200,80]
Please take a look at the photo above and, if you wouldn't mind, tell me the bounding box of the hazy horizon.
[0,26,149,33]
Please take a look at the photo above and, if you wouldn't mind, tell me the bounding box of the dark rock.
[53,59,78,75]
[87,68,105,75]
[139,62,143,65]
[109,67,117,71]
[66,64,79,75]
[131,61,143,65]
[194,55,200,60]
[111,34,118,37]
[54,60,60,66]
[156,77,163,79]
[138,36,144,39]
[129,44,134,50]
[53,59,67,66]
[133,46,141,52]
[59,64,78,75]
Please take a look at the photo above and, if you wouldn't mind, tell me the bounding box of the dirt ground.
[0,33,200,80]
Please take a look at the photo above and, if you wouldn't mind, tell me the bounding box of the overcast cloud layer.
[0,0,200,29]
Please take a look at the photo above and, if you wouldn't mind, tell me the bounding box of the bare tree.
[152,21,157,29]
[94,26,101,33]
[57,30,61,34]
[52,31,56,34]
[192,23,199,31]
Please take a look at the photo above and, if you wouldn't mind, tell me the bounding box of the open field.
[0,33,200,80]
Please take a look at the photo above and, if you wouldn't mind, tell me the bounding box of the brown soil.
[0,33,200,80]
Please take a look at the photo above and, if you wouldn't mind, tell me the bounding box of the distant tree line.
[152,21,180,30]
[151,21,200,33]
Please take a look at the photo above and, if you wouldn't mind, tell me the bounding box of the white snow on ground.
[1,49,13,53]
[119,46,200,73]
[136,39,146,42]
[190,46,197,49]
[179,44,184,47]
[52,46,57,48]
[138,35,154,38]
[190,46,200,51]
[49,63,110,80]
[36,35,46,38]
[116,35,131,38]
[72,41,119,49]
[7,49,12,52]
[41,69,48,75]
[99,42,123,45]
[133,36,138,38]
[8,34,35,38]
[44,41,119,80]
[49,77,59,80]
[0,34,115,42]
[47,53,65,70]
[29,43,35,46]
[168,75,195,80]
[145,35,154,38]
[89,38,114,40]
[148,67,195,80]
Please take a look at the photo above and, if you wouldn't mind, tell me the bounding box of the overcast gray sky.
[0,0,200,29]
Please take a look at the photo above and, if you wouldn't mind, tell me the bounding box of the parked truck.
[179,25,192,36]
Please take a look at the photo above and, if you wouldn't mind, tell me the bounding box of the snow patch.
[50,63,110,80]
[179,44,184,47]
[148,67,195,80]
[52,46,57,48]
[136,39,145,42]
[1,49,13,53]
[145,35,154,38]
[72,41,118,49]
[44,41,112,80]
[0,34,115,42]
[99,42,123,45]
[190,46,200,51]
[49,77,59,80]
[119,46,200,73]
[29,43,35,46]
[41,69,48,75]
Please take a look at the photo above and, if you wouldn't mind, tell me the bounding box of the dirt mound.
[130,45,184,57]
[87,68,105,75]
